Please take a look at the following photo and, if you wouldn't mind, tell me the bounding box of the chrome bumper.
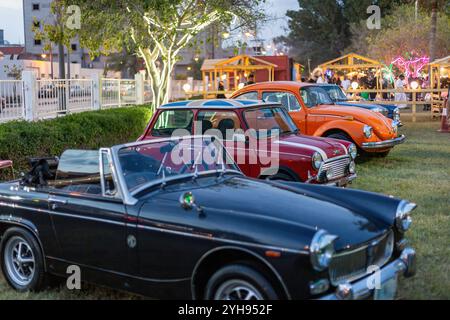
[361,135,406,150]
[326,174,357,187]
[319,247,416,300]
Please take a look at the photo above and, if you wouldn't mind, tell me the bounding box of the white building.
[23,0,107,75]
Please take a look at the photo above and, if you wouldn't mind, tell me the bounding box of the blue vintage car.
[319,84,402,126]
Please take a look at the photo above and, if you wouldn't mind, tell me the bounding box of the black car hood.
[152,175,392,250]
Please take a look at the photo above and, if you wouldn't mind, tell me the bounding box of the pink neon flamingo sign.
[391,56,430,79]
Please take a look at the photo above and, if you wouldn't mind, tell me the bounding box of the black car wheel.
[205,264,279,300]
[0,227,46,292]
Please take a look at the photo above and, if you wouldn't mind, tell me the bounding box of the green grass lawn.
[0,120,449,299]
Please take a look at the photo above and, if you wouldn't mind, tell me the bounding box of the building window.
[71,44,77,51]
[34,39,42,46]
[33,21,40,28]
[32,3,40,10]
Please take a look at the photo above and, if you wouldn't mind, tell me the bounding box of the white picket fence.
[0,71,154,123]
[0,80,25,122]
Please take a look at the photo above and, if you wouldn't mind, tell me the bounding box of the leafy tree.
[363,4,450,64]
[104,49,142,79]
[32,0,78,79]
[276,0,349,69]
[278,0,416,70]
[60,0,265,109]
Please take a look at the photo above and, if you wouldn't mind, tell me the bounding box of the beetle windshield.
[300,86,334,107]
[321,85,348,102]
[117,137,239,193]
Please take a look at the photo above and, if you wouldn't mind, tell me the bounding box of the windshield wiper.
[191,151,202,182]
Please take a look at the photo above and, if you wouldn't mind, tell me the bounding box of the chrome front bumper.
[326,174,357,187]
[319,247,416,300]
[361,135,406,150]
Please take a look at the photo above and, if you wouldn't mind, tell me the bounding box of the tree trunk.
[58,42,65,79]
[428,0,438,81]
[67,47,71,79]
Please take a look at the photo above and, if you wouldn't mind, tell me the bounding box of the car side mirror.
[180,192,205,217]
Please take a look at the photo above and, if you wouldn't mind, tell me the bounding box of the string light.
[391,55,430,79]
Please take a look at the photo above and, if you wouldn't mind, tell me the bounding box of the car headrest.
[201,119,213,134]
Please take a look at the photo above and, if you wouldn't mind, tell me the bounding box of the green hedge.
[0,106,153,174]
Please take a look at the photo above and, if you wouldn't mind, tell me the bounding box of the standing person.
[245,74,255,86]
[341,75,351,91]
[312,68,326,83]
[395,75,408,109]
[216,81,226,99]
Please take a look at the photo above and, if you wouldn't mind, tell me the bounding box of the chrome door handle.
[48,197,68,205]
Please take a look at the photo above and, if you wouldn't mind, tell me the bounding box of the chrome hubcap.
[4,236,35,286]
[214,280,263,300]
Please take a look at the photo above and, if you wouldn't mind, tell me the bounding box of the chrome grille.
[321,156,351,180]
[329,231,394,285]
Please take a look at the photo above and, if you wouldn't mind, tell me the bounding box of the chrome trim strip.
[325,173,357,186]
[361,135,406,149]
[137,224,309,255]
[13,204,127,227]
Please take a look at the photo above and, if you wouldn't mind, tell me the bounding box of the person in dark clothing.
[245,74,255,86]
[216,81,226,99]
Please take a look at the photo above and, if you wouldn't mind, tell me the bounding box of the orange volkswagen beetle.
[232,82,405,157]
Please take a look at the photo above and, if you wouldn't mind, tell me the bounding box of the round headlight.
[348,161,356,174]
[312,152,323,170]
[363,125,373,138]
[348,143,357,159]
[395,201,416,233]
[310,230,338,271]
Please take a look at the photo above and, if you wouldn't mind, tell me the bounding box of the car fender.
[0,215,47,271]
[190,245,291,300]
[312,119,367,146]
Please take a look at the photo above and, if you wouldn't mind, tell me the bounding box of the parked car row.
[0,81,416,301]
[232,82,405,157]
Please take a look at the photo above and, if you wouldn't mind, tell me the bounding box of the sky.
[0,0,24,44]
[0,0,299,46]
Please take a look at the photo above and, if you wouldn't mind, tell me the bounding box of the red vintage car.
[139,100,357,186]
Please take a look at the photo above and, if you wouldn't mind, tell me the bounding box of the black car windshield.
[322,85,348,102]
[243,107,298,138]
[300,86,334,107]
[117,137,239,193]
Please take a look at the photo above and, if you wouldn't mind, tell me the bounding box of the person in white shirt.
[341,76,351,91]
[311,68,327,84]
[394,75,408,109]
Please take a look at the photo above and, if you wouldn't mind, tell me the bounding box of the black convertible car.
[0,136,416,300]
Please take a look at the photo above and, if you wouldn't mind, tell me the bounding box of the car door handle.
[49,197,68,205]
